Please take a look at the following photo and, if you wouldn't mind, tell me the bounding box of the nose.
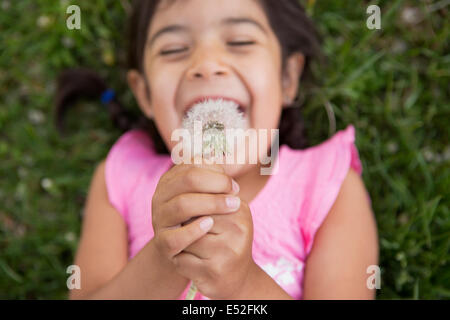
[186,45,229,81]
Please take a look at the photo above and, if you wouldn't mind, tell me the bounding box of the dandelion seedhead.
[182,98,247,159]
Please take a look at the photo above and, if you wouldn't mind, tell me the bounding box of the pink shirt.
[104,124,364,300]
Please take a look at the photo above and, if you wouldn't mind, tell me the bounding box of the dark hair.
[55,0,321,153]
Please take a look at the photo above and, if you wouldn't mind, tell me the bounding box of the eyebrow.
[148,16,267,47]
[148,24,189,47]
[221,17,268,34]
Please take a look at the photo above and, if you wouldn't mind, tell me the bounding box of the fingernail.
[232,179,240,194]
[226,196,241,210]
[200,217,213,232]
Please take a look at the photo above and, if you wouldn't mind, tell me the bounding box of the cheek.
[145,63,182,150]
[241,53,283,131]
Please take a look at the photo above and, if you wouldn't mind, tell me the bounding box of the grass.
[0,0,449,299]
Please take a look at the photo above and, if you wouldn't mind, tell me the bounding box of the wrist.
[227,260,260,300]
[149,238,177,273]
[147,238,190,298]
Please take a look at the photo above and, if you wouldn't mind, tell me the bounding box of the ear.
[281,52,305,107]
[127,69,153,118]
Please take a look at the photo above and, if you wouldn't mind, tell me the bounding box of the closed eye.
[159,41,255,55]
[160,47,188,55]
[227,41,256,46]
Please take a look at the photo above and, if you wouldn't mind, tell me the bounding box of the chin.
[222,162,256,179]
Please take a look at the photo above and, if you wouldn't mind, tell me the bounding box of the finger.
[156,163,227,203]
[203,200,248,233]
[160,162,192,180]
[207,213,243,235]
[160,193,241,227]
[173,251,206,281]
[154,164,191,202]
[182,233,221,260]
[158,216,214,258]
[161,167,239,202]
[183,224,247,265]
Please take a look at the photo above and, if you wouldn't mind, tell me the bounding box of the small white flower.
[62,36,74,48]
[41,178,53,190]
[401,7,422,25]
[386,141,398,153]
[37,15,51,28]
[423,148,434,162]
[391,40,407,54]
[65,232,76,242]
[28,109,45,124]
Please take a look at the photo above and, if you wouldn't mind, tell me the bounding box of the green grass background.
[0,0,448,299]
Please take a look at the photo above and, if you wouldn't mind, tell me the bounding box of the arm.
[69,160,189,299]
[302,168,379,299]
[229,169,378,300]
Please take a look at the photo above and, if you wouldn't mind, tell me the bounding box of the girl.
[57,0,378,300]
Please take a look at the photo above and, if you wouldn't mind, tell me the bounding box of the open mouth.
[183,96,247,117]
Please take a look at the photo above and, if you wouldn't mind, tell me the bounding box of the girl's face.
[129,0,303,177]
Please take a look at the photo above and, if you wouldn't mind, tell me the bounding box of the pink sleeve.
[301,125,364,256]
[104,129,154,222]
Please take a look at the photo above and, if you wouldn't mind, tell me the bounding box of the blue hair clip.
[101,89,115,105]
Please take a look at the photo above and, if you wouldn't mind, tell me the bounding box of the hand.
[151,161,240,273]
[173,195,256,300]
